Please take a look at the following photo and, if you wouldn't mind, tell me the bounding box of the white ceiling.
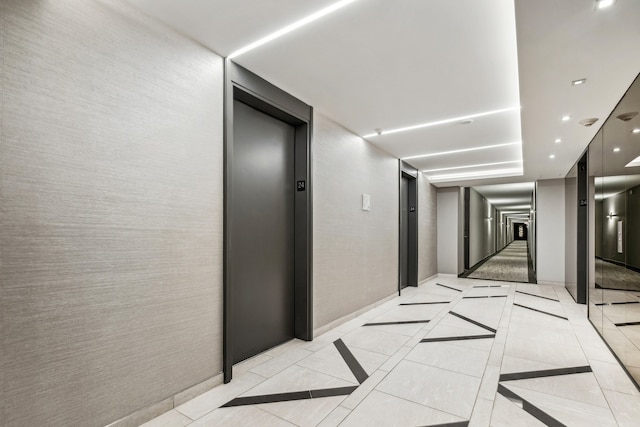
[126,0,640,191]
[473,182,534,220]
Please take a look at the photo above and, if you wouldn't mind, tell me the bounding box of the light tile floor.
[141,277,640,427]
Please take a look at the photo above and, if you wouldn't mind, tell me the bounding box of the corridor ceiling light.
[596,0,615,9]
[549,154,556,159]
[363,106,520,138]
[402,141,521,160]
[555,138,562,143]
[228,0,359,59]
[632,128,640,134]
[561,115,571,122]
[625,155,640,168]
[613,147,621,152]
[427,167,523,182]
[422,160,522,173]
[572,78,587,86]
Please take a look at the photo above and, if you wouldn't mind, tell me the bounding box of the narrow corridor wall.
[418,172,438,281]
[312,113,399,331]
[0,1,224,426]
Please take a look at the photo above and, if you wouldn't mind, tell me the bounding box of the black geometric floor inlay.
[474,285,505,288]
[515,290,559,302]
[363,320,431,327]
[512,303,568,320]
[400,301,451,306]
[595,301,640,306]
[463,295,507,299]
[221,339,366,407]
[449,311,497,333]
[222,386,358,407]
[499,365,592,382]
[614,321,640,327]
[497,384,566,427]
[418,421,469,427]
[436,283,463,292]
[420,334,495,343]
[333,339,369,384]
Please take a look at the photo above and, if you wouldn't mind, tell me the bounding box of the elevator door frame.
[223,61,313,383]
[399,162,419,293]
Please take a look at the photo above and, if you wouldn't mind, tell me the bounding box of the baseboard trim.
[313,292,398,337]
[105,373,223,427]
[418,273,439,286]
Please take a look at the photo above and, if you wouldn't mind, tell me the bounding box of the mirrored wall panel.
[588,73,640,387]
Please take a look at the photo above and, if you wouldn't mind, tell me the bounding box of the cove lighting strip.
[423,160,522,173]
[402,141,521,160]
[427,167,523,182]
[228,0,359,59]
[363,106,520,138]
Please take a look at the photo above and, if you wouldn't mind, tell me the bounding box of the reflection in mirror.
[589,72,640,388]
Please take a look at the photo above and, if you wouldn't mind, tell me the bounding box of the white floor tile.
[242,365,353,397]
[176,372,265,420]
[340,390,465,427]
[376,360,481,418]
[258,395,346,427]
[405,341,490,377]
[604,389,640,427]
[341,326,410,356]
[139,409,192,427]
[188,406,295,427]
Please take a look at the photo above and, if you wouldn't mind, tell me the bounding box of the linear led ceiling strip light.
[427,167,524,182]
[364,106,521,138]
[228,0,359,59]
[423,160,522,173]
[403,141,521,161]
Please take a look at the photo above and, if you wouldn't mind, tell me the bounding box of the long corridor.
[468,241,532,284]
[142,277,639,427]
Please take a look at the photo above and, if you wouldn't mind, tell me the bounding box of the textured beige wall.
[0,1,224,426]
[312,113,399,329]
[418,172,438,281]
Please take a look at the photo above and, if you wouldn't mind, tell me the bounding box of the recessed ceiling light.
[572,78,587,86]
[561,115,571,122]
[555,138,562,143]
[613,147,621,152]
[363,106,520,138]
[422,160,522,173]
[596,0,615,9]
[401,141,521,160]
[549,154,556,159]
[632,128,640,134]
[228,0,359,59]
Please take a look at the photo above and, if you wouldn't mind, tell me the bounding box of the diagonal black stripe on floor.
[417,421,469,427]
[436,283,463,292]
[449,311,497,333]
[513,303,568,320]
[420,334,495,343]
[363,320,431,326]
[595,301,640,306]
[400,301,451,305]
[497,384,566,427]
[499,365,592,382]
[515,290,559,302]
[614,321,640,327]
[463,295,507,299]
[222,386,358,407]
[334,338,369,384]
[222,340,367,407]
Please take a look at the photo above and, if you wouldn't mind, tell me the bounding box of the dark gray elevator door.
[232,100,295,363]
[400,176,409,288]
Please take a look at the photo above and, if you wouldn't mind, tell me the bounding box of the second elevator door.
[232,100,295,363]
[400,176,409,288]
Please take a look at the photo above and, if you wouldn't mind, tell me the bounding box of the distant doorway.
[514,223,528,241]
[399,163,418,291]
